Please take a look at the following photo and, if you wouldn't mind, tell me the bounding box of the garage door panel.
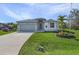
[20,23,36,32]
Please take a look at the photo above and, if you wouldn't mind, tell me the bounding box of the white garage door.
[19,23,36,32]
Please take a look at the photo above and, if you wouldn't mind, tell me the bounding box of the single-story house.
[17,18,58,32]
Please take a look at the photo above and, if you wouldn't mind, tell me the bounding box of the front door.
[39,23,42,30]
[38,23,43,31]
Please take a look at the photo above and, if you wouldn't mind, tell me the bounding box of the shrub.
[56,31,75,39]
[56,31,65,37]
[72,25,79,30]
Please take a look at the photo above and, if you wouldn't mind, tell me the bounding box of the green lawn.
[0,30,15,35]
[19,30,79,55]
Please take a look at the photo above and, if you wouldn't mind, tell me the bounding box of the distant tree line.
[0,22,17,32]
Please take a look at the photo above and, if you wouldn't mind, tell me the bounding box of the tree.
[68,9,79,29]
[7,23,17,30]
[57,15,67,37]
[58,15,67,31]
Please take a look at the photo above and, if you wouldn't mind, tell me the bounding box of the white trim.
[35,23,37,32]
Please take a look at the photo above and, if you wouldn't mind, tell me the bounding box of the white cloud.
[0,20,5,23]
[0,18,9,23]
[71,3,79,9]
[2,7,32,21]
[48,3,79,16]
[27,3,36,6]
[48,4,70,15]
[24,3,71,17]
[2,3,79,22]
[20,13,32,19]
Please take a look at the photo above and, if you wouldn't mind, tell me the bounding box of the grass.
[19,29,79,55]
[0,30,15,35]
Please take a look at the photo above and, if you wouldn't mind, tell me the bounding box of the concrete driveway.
[0,32,33,55]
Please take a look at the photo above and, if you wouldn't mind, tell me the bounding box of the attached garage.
[17,23,37,32]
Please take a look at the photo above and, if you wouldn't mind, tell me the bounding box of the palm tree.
[58,15,66,31]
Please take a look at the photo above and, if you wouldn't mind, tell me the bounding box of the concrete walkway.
[0,32,33,55]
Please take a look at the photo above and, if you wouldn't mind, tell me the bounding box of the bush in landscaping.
[56,31,65,37]
[56,30,75,39]
[72,25,79,30]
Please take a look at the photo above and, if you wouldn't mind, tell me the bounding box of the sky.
[0,3,79,23]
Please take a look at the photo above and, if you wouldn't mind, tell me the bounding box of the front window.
[50,23,54,28]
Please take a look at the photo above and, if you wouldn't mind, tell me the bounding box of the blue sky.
[0,3,79,23]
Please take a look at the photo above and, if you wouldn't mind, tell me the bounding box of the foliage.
[56,31,75,39]
[7,23,17,30]
[69,9,79,19]
[56,31,65,37]
[68,9,79,29]
[72,25,79,30]
[58,15,67,31]
[0,22,17,31]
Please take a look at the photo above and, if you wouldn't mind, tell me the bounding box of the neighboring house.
[17,18,58,32]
